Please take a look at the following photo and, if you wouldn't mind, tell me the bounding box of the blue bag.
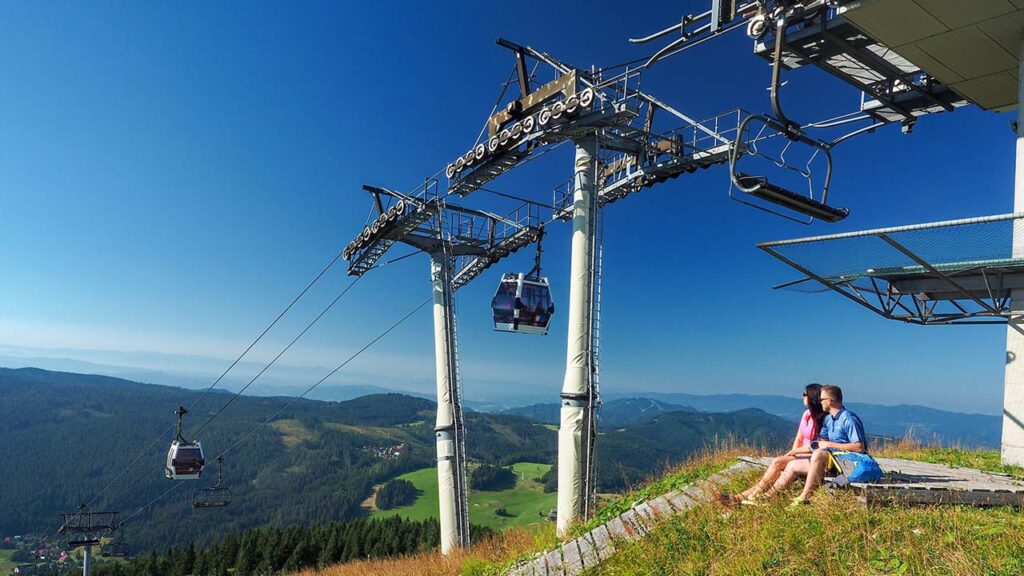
[833,451,883,483]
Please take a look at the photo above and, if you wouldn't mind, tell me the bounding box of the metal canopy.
[758,213,1024,325]
[838,0,1024,111]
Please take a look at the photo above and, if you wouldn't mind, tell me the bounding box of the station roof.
[758,213,1024,325]
[840,0,1024,111]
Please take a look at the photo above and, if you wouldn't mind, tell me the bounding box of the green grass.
[591,463,1024,576]
[0,549,19,574]
[372,462,557,530]
[573,458,731,537]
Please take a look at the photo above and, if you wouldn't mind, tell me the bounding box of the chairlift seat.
[165,440,205,480]
[492,273,554,335]
[100,541,129,558]
[192,486,232,509]
[736,173,849,223]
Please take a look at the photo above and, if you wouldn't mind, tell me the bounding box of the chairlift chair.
[165,406,205,480]
[68,536,102,547]
[100,528,129,558]
[728,3,849,224]
[730,113,848,224]
[192,456,231,509]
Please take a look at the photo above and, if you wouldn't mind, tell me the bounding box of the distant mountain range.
[502,397,696,427]
[502,391,1000,448]
[602,391,1001,448]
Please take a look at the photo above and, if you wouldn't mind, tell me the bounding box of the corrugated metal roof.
[841,0,1024,111]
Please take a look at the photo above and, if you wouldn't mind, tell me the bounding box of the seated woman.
[715,383,826,506]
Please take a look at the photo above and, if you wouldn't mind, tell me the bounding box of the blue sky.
[0,1,1015,414]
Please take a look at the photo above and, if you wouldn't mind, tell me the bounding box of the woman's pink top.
[796,410,816,448]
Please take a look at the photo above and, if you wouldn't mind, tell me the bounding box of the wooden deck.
[743,456,1024,507]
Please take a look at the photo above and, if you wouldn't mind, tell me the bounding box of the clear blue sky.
[0,1,1014,414]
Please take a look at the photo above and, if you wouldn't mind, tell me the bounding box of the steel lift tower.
[342,181,544,553]
[59,506,119,576]
[444,39,743,535]
[638,1,1024,464]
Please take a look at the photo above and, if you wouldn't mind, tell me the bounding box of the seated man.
[767,384,867,506]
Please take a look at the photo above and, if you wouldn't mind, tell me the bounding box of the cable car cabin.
[492,273,554,335]
[165,440,205,480]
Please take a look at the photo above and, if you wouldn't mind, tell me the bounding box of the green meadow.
[372,462,556,530]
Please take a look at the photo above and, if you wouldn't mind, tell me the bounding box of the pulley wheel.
[579,88,594,108]
[538,108,552,126]
[565,95,580,114]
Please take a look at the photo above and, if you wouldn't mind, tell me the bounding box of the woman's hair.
[805,383,827,435]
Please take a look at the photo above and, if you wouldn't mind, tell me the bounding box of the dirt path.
[360,484,382,512]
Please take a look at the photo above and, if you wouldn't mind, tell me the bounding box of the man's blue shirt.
[819,407,867,452]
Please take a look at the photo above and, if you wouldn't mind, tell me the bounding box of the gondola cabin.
[492,273,554,335]
[165,440,205,480]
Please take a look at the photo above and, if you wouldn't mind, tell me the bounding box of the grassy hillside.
[0,550,17,574]
[372,462,556,530]
[305,443,1024,576]
[592,450,1024,575]
[0,367,553,553]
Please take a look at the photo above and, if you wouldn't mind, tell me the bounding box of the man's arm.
[817,440,864,452]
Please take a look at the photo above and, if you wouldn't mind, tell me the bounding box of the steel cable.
[56,246,347,535]
[116,295,432,531]
[188,274,363,438]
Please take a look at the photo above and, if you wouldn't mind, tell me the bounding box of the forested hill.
[0,367,550,553]
[0,367,792,556]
